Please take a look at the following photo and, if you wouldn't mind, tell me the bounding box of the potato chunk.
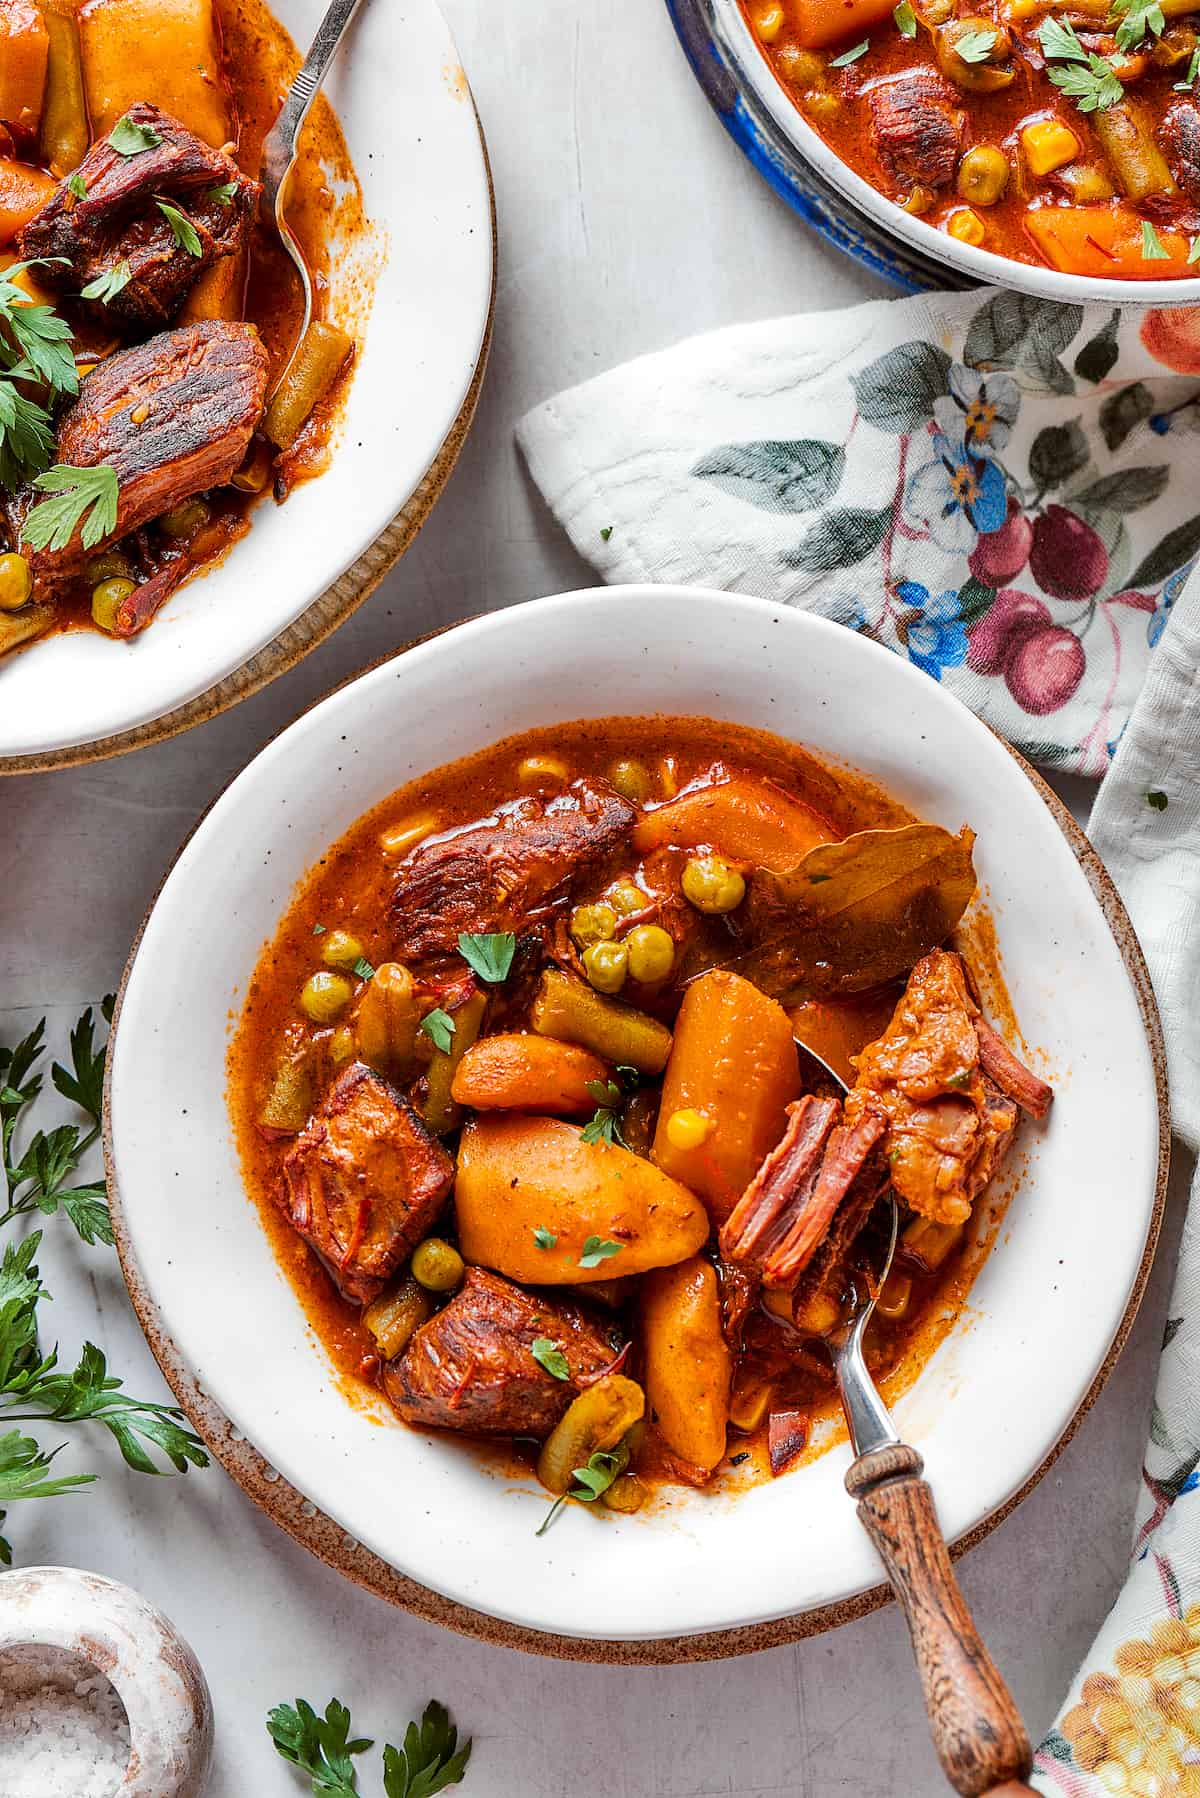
[79,0,231,146]
[454,1114,710,1284]
[0,0,48,143]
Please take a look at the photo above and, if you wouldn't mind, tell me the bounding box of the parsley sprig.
[0,1005,208,1563]
[536,1444,630,1536]
[953,27,998,61]
[110,113,163,157]
[268,1696,472,1798]
[1111,0,1165,50]
[80,261,132,305]
[1038,15,1125,110]
[580,1078,626,1148]
[21,464,119,554]
[0,261,77,490]
[156,197,203,258]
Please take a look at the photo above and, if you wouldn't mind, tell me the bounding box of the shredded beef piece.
[382,1268,619,1437]
[19,102,258,329]
[279,1062,454,1305]
[845,949,1050,1227]
[19,321,268,603]
[391,778,635,964]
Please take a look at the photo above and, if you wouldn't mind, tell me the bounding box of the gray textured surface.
[0,0,1187,1789]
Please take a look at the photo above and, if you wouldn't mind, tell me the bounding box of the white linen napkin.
[517,288,1200,777]
[517,290,1200,1785]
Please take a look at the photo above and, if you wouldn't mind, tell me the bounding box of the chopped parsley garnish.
[580,1078,626,1149]
[578,1234,622,1269]
[1141,219,1171,260]
[419,1008,456,1055]
[532,1226,557,1249]
[829,37,869,65]
[536,1445,629,1535]
[953,27,998,61]
[457,932,516,983]
[1111,0,1164,51]
[1147,789,1169,810]
[206,181,238,206]
[110,114,164,156]
[894,0,917,34]
[1175,44,1200,87]
[21,464,119,554]
[1190,235,1200,264]
[67,173,88,201]
[1039,19,1124,110]
[599,524,613,541]
[530,1338,570,1381]
[351,955,375,982]
[80,260,132,305]
[312,922,327,935]
[0,260,78,488]
[156,198,203,257]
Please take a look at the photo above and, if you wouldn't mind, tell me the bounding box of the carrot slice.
[1025,205,1195,279]
[789,0,896,50]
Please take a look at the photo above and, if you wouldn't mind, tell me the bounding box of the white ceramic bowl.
[709,0,1200,306]
[0,0,493,765]
[106,587,1167,1643]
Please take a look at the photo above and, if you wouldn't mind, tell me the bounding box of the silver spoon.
[260,0,369,390]
[795,1042,1037,1798]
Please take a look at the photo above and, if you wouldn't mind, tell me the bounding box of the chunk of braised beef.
[20,321,268,605]
[19,102,258,330]
[845,949,1050,1228]
[1160,100,1200,203]
[390,778,636,966]
[382,1267,620,1437]
[278,1062,454,1305]
[868,74,964,191]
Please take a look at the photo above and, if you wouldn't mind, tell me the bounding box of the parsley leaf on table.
[456,932,516,983]
[268,1697,372,1796]
[0,1429,94,1566]
[382,1701,472,1798]
[21,464,120,554]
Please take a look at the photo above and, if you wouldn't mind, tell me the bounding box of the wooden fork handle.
[846,1444,1034,1797]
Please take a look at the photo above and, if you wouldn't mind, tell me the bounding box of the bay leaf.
[730,823,977,1001]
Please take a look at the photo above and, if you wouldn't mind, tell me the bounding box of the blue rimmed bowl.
[666,0,1200,304]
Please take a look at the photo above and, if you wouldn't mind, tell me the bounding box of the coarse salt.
[0,1643,130,1798]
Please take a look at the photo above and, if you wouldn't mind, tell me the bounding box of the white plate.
[0,0,492,762]
[107,587,1166,1642]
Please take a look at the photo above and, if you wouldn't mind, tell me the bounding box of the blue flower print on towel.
[896,582,968,680]
[934,366,1021,457]
[904,430,1008,555]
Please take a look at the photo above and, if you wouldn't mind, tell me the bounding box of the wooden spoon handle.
[846,1445,1033,1797]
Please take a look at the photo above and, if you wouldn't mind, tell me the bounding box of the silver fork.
[260,0,368,390]
[796,1043,1036,1797]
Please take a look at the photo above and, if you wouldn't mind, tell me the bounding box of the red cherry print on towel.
[967,589,1050,676]
[1004,626,1086,715]
[968,500,1033,587]
[1029,506,1109,602]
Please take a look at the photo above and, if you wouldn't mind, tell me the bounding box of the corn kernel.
[518,753,569,785]
[902,186,935,215]
[379,812,439,857]
[1006,0,1042,16]
[666,1107,713,1151]
[754,2,785,38]
[946,207,986,246]
[804,91,841,118]
[1022,117,1079,176]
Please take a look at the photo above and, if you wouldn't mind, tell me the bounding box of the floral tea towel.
[517,289,1200,777]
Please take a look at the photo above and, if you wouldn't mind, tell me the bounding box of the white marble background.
[1,0,1191,1790]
